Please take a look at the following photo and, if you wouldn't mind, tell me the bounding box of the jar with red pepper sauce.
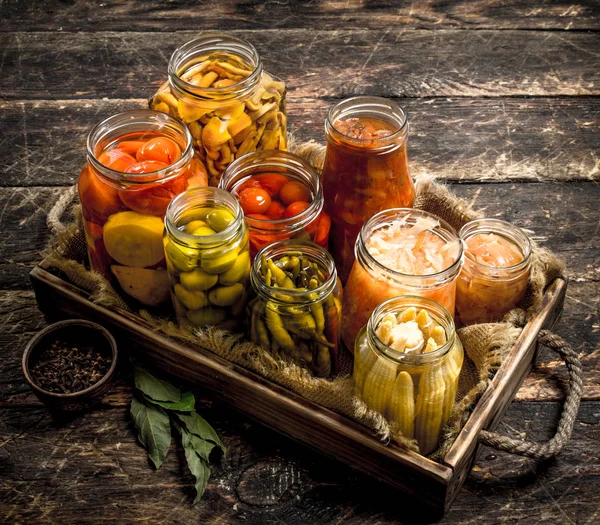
[219,150,331,259]
[78,110,207,307]
[322,97,415,283]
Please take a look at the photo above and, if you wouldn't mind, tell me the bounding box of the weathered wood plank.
[1,0,599,31]
[2,97,599,188]
[1,30,599,100]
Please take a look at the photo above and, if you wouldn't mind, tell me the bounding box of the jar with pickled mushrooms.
[78,110,207,307]
[456,219,532,326]
[150,34,287,186]
[164,187,250,330]
[342,209,463,350]
[354,295,464,456]
[248,240,342,377]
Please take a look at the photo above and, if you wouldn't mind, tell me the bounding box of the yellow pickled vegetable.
[362,356,397,415]
[414,364,446,455]
[388,371,415,439]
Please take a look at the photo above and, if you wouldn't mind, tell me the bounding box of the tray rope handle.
[479,330,584,460]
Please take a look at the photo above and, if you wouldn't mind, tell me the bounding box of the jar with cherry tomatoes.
[322,96,415,283]
[78,109,207,307]
[218,150,331,259]
[150,34,287,186]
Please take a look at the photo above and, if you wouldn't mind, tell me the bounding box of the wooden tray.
[30,259,567,517]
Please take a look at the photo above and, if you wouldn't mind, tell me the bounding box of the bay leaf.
[177,412,227,455]
[143,390,195,412]
[130,397,171,469]
[134,366,181,403]
[181,428,211,504]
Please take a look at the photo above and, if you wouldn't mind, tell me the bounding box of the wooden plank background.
[0,1,599,523]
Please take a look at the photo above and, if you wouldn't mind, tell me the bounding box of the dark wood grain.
[2,30,599,101]
[1,0,599,32]
[2,97,599,188]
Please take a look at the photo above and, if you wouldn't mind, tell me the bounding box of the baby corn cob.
[414,364,446,455]
[388,371,415,439]
[362,356,397,415]
[353,341,378,398]
[441,350,461,425]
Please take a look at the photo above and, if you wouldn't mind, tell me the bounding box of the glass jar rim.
[86,109,194,185]
[356,208,464,285]
[250,240,337,305]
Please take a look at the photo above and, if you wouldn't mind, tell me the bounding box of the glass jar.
[150,34,287,186]
[248,240,342,377]
[456,219,532,326]
[164,187,250,330]
[321,96,415,283]
[219,150,330,259]
[78,109,207,306]
[354,295,464,456]
[342,209,463,350]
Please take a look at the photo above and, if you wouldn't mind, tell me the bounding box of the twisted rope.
[479,330,583,460]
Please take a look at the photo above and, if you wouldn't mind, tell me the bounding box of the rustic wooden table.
[1,2,599,523]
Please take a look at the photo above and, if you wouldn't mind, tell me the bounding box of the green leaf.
[177,412,227,455]
[143,390,195,412]
[181,428,211,504]
[130,397,171,469]
[134,367,181,403]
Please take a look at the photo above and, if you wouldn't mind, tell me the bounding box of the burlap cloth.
[43,142,564,459]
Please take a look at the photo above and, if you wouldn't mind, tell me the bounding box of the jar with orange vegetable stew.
[342,209,463,351]
[219,150,331,259]
[455,218,532,326]
[321,96,415,283]
[150,34,287,186]
[78,110,207,307]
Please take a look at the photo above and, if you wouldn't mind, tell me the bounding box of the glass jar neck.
[366,295,456,365]
[165,187,244,248]
[250,240,337,305]
[325,96,409,153]
[220,150,324,233]
[168,34,263,106]
[86,109,193,187]
[355,208,463,288]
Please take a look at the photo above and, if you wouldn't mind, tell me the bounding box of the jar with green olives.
[164,187,250,330]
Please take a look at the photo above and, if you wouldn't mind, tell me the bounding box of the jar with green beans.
[248,240,342,377]
[354,295,464,456]
[164,187,250,330]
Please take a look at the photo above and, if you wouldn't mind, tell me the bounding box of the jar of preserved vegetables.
[219,150,330,259]
[354,295,464,456]
[342,209,463,350]
[150,34,287,186]
[164,187,250,330]
[78,109,207,307]
[248,240,342,377]
[321,96,415,283]
[456,219,532,326]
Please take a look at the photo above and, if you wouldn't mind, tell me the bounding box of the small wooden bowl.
[22,319,118,411]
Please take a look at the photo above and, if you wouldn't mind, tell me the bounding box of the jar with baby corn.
[354,295,464,456]
[150,34,287,186]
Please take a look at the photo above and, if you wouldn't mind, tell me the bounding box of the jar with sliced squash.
[150,34,287,186]
[164,187,250,330]
[354,295,464,456]
[78,110,208,307]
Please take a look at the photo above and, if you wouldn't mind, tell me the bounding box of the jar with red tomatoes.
[78,109,208,307]
[322,96,415,283]
[218,150,331,259]
[150,34,287,186]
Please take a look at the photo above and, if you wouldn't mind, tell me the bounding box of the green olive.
[219,250,250,285]
[165,240,199,272]
[187,306,228,326]
[174,283,208,310]
[184,220,208,234]
[205,208,235,233]
[208,283,245,307]
[180,267,219,291]
[180,207,211,223]
[201,248,238,274]
[192,225,217,237]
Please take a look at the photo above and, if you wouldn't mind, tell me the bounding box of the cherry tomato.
[78,166,124,222]
[97,149,136,172]
[284,201,311,219]
[238,187,272,215]
[136,137,182,164]
[118,175,187,216]
[246,213,272,221]
[256,173,289,198]
[235,177,264,196]
[125,160,169,174]
[115,140,147,156]
[265,201,286,220]
[279,181,311,205]
[314,212,331,247]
